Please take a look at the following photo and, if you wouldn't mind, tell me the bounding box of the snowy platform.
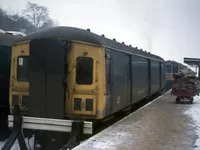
[1,90,200,150]
[73,90,200,150]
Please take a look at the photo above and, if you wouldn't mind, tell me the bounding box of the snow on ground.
[0,29,6,33]
[184,95,200,149]
[0,135,35,150]
[0,140,21,150]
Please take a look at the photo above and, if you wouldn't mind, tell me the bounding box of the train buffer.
[1,105,28,150]
[73,90,200,150]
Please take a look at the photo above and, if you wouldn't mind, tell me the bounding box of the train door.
[159,62,162,88]
[9,43,30,112]
[67,42,105,117]
[105,49,113,114]
[148,59,151,96]
[127,55,132,103]
[29,39,65,119]
[111,51,131,113]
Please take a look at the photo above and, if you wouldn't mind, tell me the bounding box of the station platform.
[73,90,200,150]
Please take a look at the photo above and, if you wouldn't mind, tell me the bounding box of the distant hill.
[0,8,36,35]
[0,1,58,36]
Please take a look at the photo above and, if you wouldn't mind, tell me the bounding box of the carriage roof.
[165,60,187,68]
[0,32,21,46]
[17,26,164,61]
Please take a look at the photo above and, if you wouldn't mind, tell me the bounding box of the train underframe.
[2,105,93,150]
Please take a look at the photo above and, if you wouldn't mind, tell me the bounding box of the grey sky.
[1,0,200,65]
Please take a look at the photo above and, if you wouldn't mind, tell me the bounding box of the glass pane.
[172,64,178,73]
[165,64,171,73]
[17,56,29,82]
[76,57,93,85]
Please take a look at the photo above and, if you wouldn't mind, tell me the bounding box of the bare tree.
[41,19,59,28]
[23,1,57,28]
[5,7,20,20]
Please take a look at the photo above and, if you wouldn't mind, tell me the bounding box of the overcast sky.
[1,0,200,65]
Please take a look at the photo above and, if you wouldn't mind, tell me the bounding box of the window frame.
[17,56,29,82]
[75,56,94,85]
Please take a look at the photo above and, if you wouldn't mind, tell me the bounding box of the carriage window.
[165,64,171,73]
[17,56,29,82]
[76,57,93,85]
[172,64,178,73]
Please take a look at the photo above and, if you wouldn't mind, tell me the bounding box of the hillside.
[0,8,36,34]
[0,2,57,35]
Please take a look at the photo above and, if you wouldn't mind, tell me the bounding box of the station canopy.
[184,57,200,79]
[184,57,200,66]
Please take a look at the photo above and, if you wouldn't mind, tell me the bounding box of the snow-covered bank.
[184,96,200,149]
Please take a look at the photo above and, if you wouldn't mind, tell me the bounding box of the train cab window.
[172,64,178,73]
[76,57,93,85]
[165,64,171,73]
[17,56,29,82]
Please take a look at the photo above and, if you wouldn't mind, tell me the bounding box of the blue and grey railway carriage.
[7,26,165,149]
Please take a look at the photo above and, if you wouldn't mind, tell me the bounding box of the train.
[2,26,166,149]
[165,60,189,90]
[0,32,21,140]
